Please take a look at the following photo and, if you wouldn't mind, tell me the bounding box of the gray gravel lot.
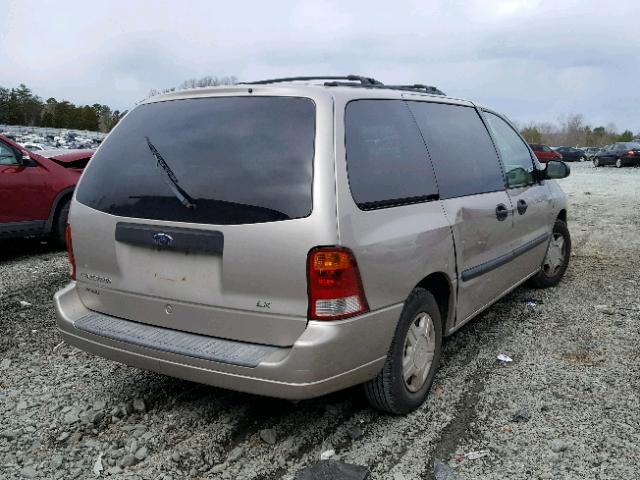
[1,163,639,480]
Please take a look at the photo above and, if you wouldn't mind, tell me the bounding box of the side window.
[484,112,536,188]
[407,102,504,198]
[0,142,19,165]
[344,100,438,209]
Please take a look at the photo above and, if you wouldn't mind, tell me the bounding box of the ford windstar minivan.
[55,76,571,414]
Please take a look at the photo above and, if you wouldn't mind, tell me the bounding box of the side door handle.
[495,203,509,221]
[517,199,528,215]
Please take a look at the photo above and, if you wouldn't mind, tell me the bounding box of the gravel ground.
[1,162,638,480]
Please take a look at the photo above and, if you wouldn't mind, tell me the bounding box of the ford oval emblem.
[152,232,174,247]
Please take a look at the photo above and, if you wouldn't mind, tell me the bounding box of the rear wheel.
[615,158,623,168]
[363,288,442,414]
[579,156,586,162]
[593,158,600,168]
[530,219,571,288]
[51,199,70,247]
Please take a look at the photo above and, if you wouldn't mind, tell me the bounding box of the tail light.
[627,150,634,156]
[307,247,369,320]
[65,224,76,280]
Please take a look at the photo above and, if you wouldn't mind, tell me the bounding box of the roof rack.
[240,76,445,96]
[241,75,383,86]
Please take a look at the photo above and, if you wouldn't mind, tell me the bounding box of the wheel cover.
[543,233,566,278]
[402,312,436,393]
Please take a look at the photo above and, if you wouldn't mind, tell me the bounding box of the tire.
[593,158,600,168]
[529,219,571,288]
[615,158,623,168]
[363,288,442,414]
[579,156,585,162]
[51,199,70,247]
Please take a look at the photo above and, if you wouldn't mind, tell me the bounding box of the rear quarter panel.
[332,93,457,327]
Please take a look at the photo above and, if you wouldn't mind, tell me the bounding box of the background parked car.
[581,147,601,159]
[554,146,587,162]
[592,142,640,168]
[0,134,93,245]
[21,143,46,151]
[529,143,563,163]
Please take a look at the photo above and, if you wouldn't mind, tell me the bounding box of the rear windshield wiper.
[145,136,197,209]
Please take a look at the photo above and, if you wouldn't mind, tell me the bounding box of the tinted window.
[76,97,315,225]
[484,112,535,188]
[0,142,18,165]
[344,100,438,208]
[407,102,504,198]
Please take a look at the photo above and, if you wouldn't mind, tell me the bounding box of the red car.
[0,134,93,245]
[529,143,563,163]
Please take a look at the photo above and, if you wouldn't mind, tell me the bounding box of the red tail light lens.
[627,150,634,156]
[307,247,369,320]
[65,225,76,280]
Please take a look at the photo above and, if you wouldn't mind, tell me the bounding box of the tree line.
[0,84,126,133]
[518,114,637,147]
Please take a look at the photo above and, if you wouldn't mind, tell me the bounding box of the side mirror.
[544,160,570,179]
[20,152,38,167]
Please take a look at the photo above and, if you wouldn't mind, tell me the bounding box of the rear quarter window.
[344,99,438,209]
[76,96,315,225]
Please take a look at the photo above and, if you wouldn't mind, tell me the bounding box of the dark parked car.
[0,134,93,245]
[592,142,640,168]
[554,146,587,162]
[529,143,562,163]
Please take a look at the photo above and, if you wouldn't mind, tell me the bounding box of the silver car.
[55,76,571,414]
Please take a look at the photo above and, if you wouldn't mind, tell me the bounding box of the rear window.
[76,96,315,225]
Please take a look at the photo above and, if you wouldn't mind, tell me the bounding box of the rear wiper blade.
[145,136,197,209]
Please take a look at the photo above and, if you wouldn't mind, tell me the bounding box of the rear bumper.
[54,282,401,400]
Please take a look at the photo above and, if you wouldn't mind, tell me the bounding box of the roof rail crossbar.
[384,84,446,96]
[242,75,383,86]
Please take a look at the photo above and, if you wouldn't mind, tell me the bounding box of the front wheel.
[363,288,442,414]
[529,219,571,288]
[579,156,586,162]
[593,158,600,168]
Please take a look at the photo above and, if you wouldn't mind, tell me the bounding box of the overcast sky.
[1,0,639,131]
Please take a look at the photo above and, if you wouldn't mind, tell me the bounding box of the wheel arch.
[557,209,567,224]
[45,187,74,232]
[414,272,455,336]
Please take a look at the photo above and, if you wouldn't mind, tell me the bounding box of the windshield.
[76,96,316,225]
